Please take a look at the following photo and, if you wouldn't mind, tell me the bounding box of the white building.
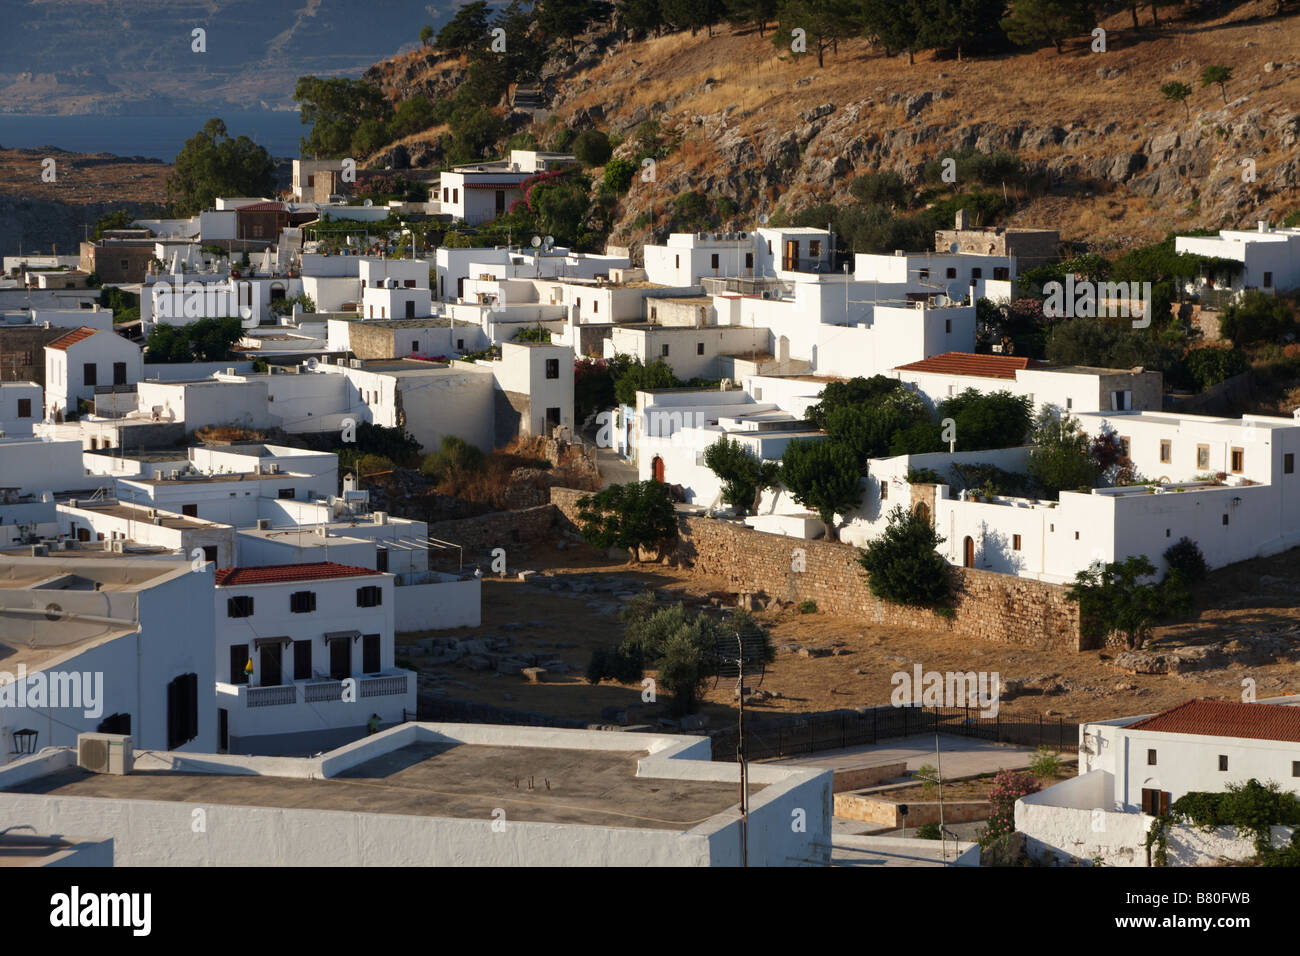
[359,258,433,320]
[893,352,1163,415]
[0,383,41,437]
[0,722,831,865]
[1018,697,1300,866]
[213,561,414,754]
[0,555,217,760]
[1175,222,1300,293]
[43,327,143,419]
[437,150,576,225]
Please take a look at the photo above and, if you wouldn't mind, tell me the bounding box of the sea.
[0,111,309,162]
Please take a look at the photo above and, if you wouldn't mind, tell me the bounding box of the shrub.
[1163,537,1208,586]
[796,600,818,614]
[1183,347,1250,390]
[572,129,612,167]
[576,480,678,560]
[603,157,636,193]
[906,467,944,485]
[915,764,939,798]
[1028,747,1062,780]
[982,769,1039,846]
[420,435,485,479]
[1220,290,1295,346]
[916,822,942,840]
[859,506,951,610]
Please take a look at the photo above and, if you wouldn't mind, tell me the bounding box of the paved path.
[769,733,1047,779]
[832,834,980,867]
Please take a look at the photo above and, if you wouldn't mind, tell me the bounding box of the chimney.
[955,209,970,230]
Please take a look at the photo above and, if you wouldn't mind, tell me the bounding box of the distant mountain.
[0,0,463,115]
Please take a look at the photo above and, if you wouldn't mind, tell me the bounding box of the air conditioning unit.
[111,540,125,553]
[256,518,270,530]
[738,232,749,240]
[153,517,163,526]
[350,359,361,368]
[374,511,388,525]
[31,544,48,557]
[58,539,73,551]
[698,232,710,241]
[77,733,133,775]
[268,463,280,474]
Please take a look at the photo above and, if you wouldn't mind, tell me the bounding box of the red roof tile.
[215,562,382,587]
[894,352,1042,380]
[233,201,285,212]
[46,327,100,351]
[1127,698,1300,743]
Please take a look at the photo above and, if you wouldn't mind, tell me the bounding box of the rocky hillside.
[365,2,1300,252]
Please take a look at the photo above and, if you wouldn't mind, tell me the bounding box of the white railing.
[361,674,410,698]
[247,684,297,707]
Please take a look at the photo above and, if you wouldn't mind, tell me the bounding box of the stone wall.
[426,503,556,563]
[550,487,1082,650]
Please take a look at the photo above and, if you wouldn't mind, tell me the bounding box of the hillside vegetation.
[335,0,1300,255]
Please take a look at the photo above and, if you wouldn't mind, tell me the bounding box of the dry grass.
[400,537,1300,728]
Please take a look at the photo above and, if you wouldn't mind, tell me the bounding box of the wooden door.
[963,536,975,568]
[652,456,665,482]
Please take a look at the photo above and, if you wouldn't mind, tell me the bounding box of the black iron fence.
[710,705,1076,762]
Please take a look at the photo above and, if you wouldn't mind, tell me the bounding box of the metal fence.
[710,705,1076,762]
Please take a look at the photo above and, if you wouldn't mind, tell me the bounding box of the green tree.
[1000,0,1095,54]
[187,316,244,361]
[389,97,438,140]
[144,323,193,363]
[726,0,779,36]
[419,24,434,46]
[919,0,1008,61]
[437,2,491,51]
[774,0,857,67]
[446,104,510,164]
[1160,81,1192,120]
[91,209,140,240]
[1027,409,1098,498]
[1219,290,1294,346]
[294,77,392,158]
[663,0,727,36]
[1200,64,1233,104]
[807,374,903,429]
[576,480,679,560]
[849,170,910,207]
[269,292,316,317]
[780,439,863,540]
[938,389,1033,451]
[703,437,780,516]
[1067,554,1168,649]
[537,0,594,51]
[572,129,613,167]
[420,435,486,479]
[603,157,637,193]
[613,358,678,406]
[165,119,275,217]
[861,0,921,61]
[859,505,952,609]
[825,390,930,465]
[1045,317,1168,369]
[620,0,665,35]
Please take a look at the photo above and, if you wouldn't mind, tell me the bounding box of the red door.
[963,536,975,568]
[652,456,665,482]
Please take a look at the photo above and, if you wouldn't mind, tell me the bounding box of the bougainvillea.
[983,769,1040,844]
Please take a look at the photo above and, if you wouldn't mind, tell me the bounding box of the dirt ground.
[397,538,1300,729]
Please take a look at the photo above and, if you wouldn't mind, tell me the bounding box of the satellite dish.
[758,213,770,226]
[948,242,960,254]
[544,235,555,250]
[530,235,542,248]
[307,357,318,370]
[363,199,373,207]
[947,283,965,302]
[933,294,950,307]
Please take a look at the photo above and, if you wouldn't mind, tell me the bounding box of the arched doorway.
[652,456,665,482]
[963,536,975,568]
[914,502,931,526]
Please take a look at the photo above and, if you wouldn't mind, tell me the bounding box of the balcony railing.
[304,679,345,703]
[247,684,297,707]
[361,674,410,698]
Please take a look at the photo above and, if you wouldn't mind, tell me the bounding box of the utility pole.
[935,730,948,865]
[737,631,749,868]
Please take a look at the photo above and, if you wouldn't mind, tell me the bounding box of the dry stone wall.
[550,487,1083,650]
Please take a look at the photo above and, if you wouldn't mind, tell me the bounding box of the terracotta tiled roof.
[1126,698,1300,743]
[215,562,381,587]
[46,327,99,351]
[234,201,285,212]
[894,352,1042,380]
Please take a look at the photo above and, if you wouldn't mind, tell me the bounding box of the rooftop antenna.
[710,619,770,868]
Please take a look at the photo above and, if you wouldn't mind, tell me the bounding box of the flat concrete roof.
[63,501,215,530]
[126,471,310,486]
[6,742,760,830]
